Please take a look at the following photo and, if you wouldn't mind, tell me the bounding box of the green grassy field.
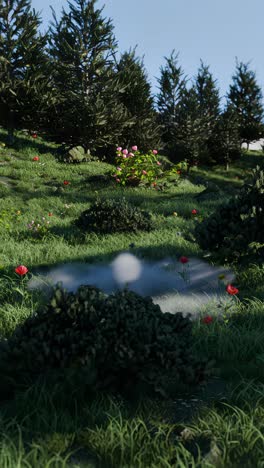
[1,130,264,467]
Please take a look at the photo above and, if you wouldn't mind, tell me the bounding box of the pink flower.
[132,145,138,151]
[15,265,28,276]
[128,153,134,157]
[142,170,147,175]
[116,178,120,183]
[117,167,122,171]
[152,149,158,155]
[157,161,161,166]
[116,147,122,151]
[122,149,128,155]
[123,155,127,159]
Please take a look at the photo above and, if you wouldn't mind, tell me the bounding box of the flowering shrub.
[112,146,185,188]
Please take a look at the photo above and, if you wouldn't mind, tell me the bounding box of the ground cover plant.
[1,129,264,466]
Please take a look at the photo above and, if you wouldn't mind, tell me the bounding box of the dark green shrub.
[75,198,154,234]
[195,166,264,263]
[0,285,211,399]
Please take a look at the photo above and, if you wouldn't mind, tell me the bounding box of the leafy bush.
[112,146,184,187]
[195,165,264,263]
[75,198,154,234]
[0,286,211,399]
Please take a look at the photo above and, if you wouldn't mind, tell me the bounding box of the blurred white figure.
[112,253,142,287]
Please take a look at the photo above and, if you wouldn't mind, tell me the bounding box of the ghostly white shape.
[112,253,142,286]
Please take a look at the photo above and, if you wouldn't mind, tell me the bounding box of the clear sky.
[31,0,264,102]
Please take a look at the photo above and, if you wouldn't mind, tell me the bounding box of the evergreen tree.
[0,0,50,144]
[176,86,207,169]
[211,104,241,170]
[49,0,129,154]
[116,48,160,151]
[227,60,264,148]
[157,50,186,156]
[193,60,221,163]
[194,60,220,120]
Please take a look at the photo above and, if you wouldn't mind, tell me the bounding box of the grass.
[1,129,264,466]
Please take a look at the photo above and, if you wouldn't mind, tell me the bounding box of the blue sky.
[32,0,264,102]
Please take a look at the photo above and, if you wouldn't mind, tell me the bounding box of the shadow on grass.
[0,131,57,155]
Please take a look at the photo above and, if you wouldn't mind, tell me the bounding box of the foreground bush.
[75,198,154,234]
[0,286,211,399]
[195,165,264,263]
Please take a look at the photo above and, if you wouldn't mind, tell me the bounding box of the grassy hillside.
[1,130,264,467]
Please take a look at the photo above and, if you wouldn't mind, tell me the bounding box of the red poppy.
[179,256,189,264]
[226,284,239,295]
[63,180,70,185]
[32,133,37,138]
[15,265,28,276]
[32,156,39,161]
[191,209,198,215]
[202,315,213,324]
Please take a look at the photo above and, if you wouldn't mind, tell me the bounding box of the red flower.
[63,180,70,185]
[179,256,189,264]
[32,133,37,138]
[177,170,181,174]
[48,212,53,216]
[15,265,28,276]
[191,209,198,215]
[32,156,39,161]
[226,284,239,295]
[202,315,213,324]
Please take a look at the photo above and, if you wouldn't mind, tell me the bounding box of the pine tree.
[157,50,186,157]
[194,60,220,120]
[0,0,50,144]
[227,60,264,148]
[116,48,160,151]
[193,60,221,163]
[176,86,207,169]
[49,0,129,154]
[211,104,241,170]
